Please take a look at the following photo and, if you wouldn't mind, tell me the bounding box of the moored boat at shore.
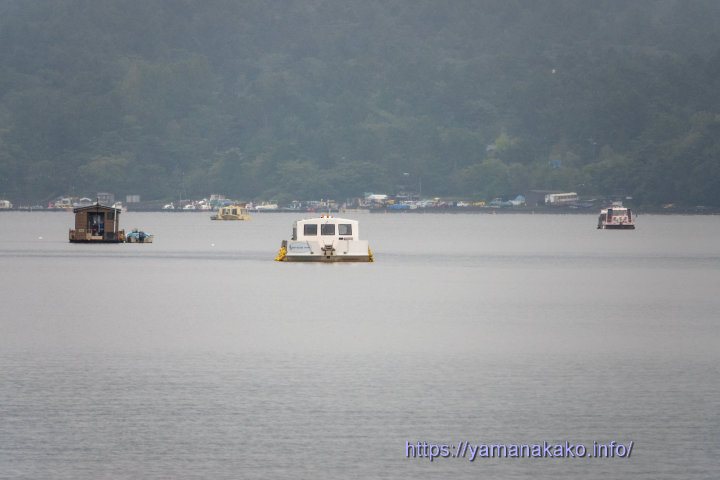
[275,215,373,262]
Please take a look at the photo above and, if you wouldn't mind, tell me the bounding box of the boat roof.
[294,215,358,224]
[72,202,121,213]
[220,204,247,209]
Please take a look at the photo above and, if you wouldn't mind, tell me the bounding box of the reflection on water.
[1,212,719,478]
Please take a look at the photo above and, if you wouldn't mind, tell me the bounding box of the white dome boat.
[275,215,373,262]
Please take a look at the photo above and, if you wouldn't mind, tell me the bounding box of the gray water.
[1,211,718,479]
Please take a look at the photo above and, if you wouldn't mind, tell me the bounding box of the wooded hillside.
[2,0,720,206]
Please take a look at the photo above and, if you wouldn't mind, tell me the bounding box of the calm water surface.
[1,211,719,479]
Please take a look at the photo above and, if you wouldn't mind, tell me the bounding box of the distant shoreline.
[3,205,718,215]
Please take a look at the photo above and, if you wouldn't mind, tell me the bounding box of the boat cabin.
[291,215,360,242]
[69,203,125,242]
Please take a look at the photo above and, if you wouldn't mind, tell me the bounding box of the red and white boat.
[597,205,635,229]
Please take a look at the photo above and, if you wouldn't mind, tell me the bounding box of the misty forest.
[2,0,720,206]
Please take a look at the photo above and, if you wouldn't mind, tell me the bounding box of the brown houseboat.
[69,203,125,243]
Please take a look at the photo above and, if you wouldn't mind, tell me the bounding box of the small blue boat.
[126,229,154,243]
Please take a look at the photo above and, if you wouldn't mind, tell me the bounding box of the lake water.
[1,211,718,479]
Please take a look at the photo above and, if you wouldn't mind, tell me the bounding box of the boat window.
[321,224,335,235]
[304,224,318,236]
[338,224,352,236]
[231,209,237,215]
